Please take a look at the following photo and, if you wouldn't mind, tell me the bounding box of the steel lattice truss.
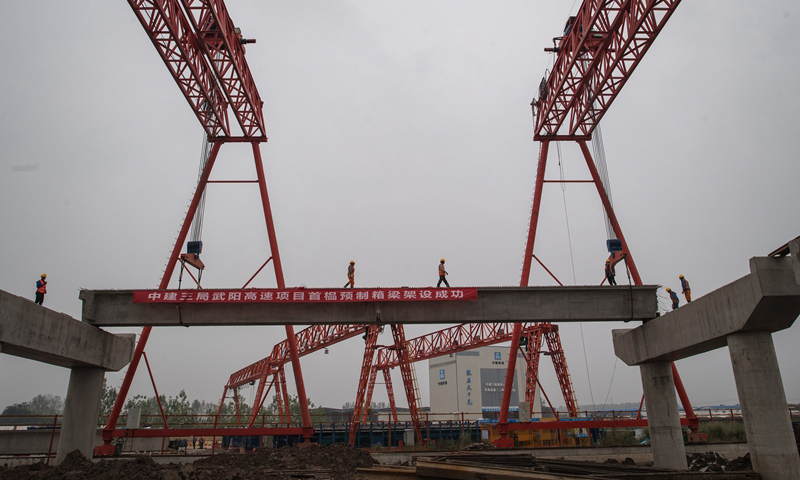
[129,0,231,137]
[534,0,681,139]
[128,0,265,139]
[225,324,368,391]
[180,0,266,138]
[362,323,578,417]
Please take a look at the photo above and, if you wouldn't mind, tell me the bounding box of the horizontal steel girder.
[80,286,658,327]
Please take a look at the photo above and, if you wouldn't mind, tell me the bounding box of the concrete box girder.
[79,285,659,327]
[613,256,800,365]
[0,290,134,371]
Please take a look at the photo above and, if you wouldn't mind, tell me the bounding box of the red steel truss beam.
[534,0,681,139]
[225,325,368,391]
[375,322,552,369]
[180,0,266,137]
[127,0,230,137]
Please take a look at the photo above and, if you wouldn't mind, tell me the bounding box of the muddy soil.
[0,443,375,480]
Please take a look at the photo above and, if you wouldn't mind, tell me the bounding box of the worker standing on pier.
[437,259,450,287]
[667,287,679,310]
[35,273,47,305]
[680,275,691,302]
[605,259,616,285]
[344,261,355,288]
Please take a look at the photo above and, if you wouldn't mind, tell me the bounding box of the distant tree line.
[2,380,331,427]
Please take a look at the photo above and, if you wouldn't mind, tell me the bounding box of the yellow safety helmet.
[350,260,355,264]
[666,287,671,292]
[679,274,684,278]
[440,258,445,262]
[41,273,47,278]
[605,259,610,263]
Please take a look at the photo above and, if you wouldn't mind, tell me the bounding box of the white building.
[428,346,541,420]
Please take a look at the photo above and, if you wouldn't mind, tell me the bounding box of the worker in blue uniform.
[680,275,691,302]
[666,287,679,310]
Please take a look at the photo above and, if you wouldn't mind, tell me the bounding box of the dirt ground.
[0,443,376,480]
[0,446,755,479]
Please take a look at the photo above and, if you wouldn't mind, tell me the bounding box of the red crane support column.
[348,325,380,444]
[497,141,550,446]
[252,142,313,441]
[101,141,223,447]
[577,140,642,284]
[391,324,423,445]
[383,369,399,422]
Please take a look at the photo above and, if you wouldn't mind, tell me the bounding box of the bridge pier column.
[56,367,105,464]
[728,331,800,480]
[639,361,687,470]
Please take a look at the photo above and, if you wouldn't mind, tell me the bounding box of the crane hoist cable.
[189,131,213,245]
[556,141,597,411]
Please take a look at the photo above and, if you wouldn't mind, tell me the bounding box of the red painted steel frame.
[103,142,316,445]
[180,0,266,137]
[534,0,682,138]
[348,325,380,444]
[390,325,423,444]
[127,0,229,137]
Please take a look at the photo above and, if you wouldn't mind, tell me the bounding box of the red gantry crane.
[349,322,579,446]
[493,0,697,447]
[97,0,316,454]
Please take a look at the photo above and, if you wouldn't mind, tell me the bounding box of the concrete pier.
[79,285,659,326]
[728,331,800,479]
[639,361,687,470]
[55,368,106,464]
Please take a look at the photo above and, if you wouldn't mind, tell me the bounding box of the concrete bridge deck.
[0,289,134,370]
[79,285,659,327]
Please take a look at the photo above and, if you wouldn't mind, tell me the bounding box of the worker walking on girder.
[666,287,679,310]
[437,259,450,288]
[35,273,47,305]
[604,259,616,285]
[680,275,691,302]
[344,261,355,288]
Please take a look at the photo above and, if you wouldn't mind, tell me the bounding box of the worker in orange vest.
[437,259,450,288]
[604,259,616,285]
[680,275,691,302]
[344,261,355,288]
[35,273,47,305]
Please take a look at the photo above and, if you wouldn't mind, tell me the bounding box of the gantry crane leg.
[543,329,579,417]
[248,373,277,428]
[391,325,423,445]
[362,367,379,423]
[383,369,399,422]
[348,325,380,445]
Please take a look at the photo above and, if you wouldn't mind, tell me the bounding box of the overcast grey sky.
[1,1,798,414]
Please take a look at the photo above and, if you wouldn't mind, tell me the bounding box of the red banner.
[133,287,478,304]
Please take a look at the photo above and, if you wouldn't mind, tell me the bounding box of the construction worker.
[344,261,355,288]
[667,287,679,310]
[680,275,692,302]
[604,259,616,285]
[35,273,47,305]
[437,259,450,288]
